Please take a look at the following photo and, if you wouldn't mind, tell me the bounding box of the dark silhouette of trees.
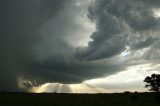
[144,74,160,92]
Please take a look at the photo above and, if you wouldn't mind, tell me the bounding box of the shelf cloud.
[0,0,160,91]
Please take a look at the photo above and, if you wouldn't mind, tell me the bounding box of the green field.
[0,92,159,106]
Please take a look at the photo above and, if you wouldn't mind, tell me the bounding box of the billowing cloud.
[76,0,160,61]
[1,0,160,92]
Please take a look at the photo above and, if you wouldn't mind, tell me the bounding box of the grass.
[0,92,159,106]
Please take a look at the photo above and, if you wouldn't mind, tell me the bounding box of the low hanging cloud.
[1,0,160,91]
[0,0,71,91]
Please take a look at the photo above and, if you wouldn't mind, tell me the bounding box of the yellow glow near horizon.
[32,82,106,93]
[30,63,160,93]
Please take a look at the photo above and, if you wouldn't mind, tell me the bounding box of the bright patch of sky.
[30,63,160,93]
[152,8,160,18]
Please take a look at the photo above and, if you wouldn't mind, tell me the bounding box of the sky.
[0,0,160,93]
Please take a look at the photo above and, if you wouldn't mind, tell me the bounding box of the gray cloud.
[132,37,157,50]
[0,0,70,91]
[76,0,160,61]
[1,0,160,91]
[24,60,125,84]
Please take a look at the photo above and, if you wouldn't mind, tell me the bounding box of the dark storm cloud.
[1,0,160,91]
[1,0,117,90]
[132,37,157,50]
[142,39,160,61]
[76,0,160,61]
[24,60,125,84]
[0,0,70,91]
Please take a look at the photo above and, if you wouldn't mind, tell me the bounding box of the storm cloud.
[76,0,160,60]
[0,0,70,91]
[1,0,160,91]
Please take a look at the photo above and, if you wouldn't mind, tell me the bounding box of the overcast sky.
[0,0,160,93]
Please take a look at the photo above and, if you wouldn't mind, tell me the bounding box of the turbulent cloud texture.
[76,0,160,60]
[0,0,160,91]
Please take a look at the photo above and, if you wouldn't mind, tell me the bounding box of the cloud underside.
[0,0,160,91]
